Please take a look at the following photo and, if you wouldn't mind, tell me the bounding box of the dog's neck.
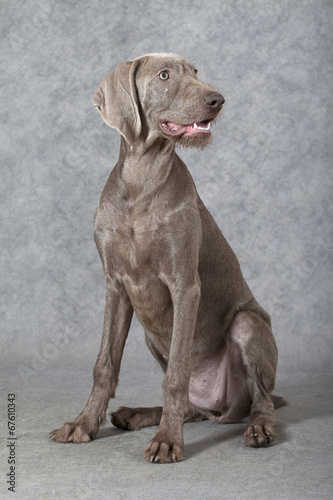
[118,136,177,200]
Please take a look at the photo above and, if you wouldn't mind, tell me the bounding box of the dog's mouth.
[160,118,213,137]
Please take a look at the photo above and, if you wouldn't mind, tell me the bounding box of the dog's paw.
[244,423,276,447]
[111,406,162,431]
[49,420,97,443]
[143,438,184,463]
[111,407,141,430]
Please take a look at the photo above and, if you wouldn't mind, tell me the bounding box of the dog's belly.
[189,348,227,413]
[189,339,250,421]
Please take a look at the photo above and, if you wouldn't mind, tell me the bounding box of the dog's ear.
[93,60,142,146]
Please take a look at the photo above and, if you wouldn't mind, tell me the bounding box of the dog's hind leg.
[229,309,278,447]
[111,403,207,431]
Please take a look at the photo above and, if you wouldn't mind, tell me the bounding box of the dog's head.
[93,52,224,148]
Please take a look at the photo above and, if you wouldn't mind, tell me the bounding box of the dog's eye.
[158,71,169,80]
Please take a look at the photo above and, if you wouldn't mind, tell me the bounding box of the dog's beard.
[176,132,213,150]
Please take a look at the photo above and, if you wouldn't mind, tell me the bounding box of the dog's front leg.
[50,278,133,443]
[143,281,201,463]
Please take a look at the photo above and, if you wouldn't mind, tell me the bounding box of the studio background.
[1,0,332,381]
[1,1,332,498]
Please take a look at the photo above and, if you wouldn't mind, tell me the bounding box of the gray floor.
[1,363,332,499]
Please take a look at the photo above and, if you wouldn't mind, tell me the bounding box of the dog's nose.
[204,92,225,111]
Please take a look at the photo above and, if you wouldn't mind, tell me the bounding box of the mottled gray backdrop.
[1,0,332,385]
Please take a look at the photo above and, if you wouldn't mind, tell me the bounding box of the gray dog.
[50,52,284,463]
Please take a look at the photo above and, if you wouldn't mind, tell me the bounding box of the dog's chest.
[95,199,174,334]
[119,211,160,271]
[95,198,166,277]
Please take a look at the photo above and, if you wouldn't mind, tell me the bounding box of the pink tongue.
[165,121,210,137]
[167,122,188,132]
[185,124,200,137]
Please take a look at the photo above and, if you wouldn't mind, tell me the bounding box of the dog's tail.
[271,394,287,409]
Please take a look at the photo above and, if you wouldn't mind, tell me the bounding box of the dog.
[50,52,283,463]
